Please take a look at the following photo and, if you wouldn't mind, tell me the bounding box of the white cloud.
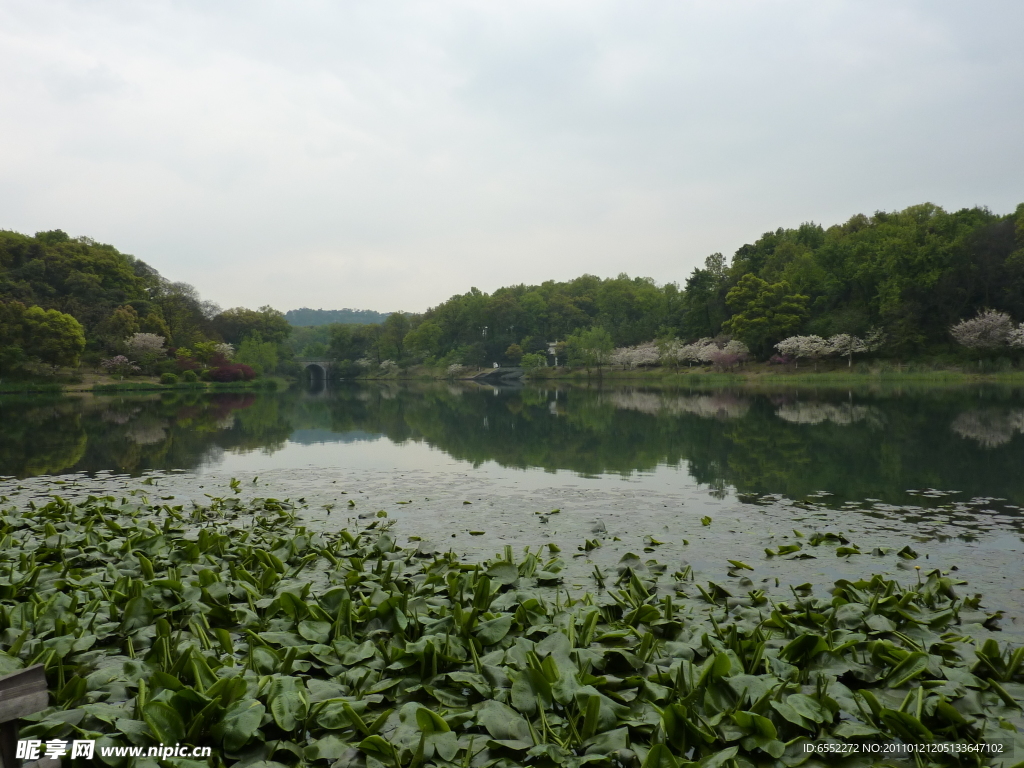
[1,0,1022,312]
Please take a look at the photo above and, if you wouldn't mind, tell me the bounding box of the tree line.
[0,229,294,379]
[285,307,391,326]
[314,201,1024,372]
[5,200,1024,378]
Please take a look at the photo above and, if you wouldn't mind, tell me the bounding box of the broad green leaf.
[879,708,933,741]
[358,735,395,763]
[304,735,350,762]
[695,746,739,768]
[770,700,811,729]
[641,743,680,768]
[487,562,519,585]
[266,676,309,732]
[584,726,629,755]
[143,701,185,746]
[475,615,513,645]
[885,651,929,687]
[298,619,331,644]
[278,591,309,621]
[415,706,450,734]
[213,699,265,752]
[786,694,830,724]
[121,597,154,632]
[477,699,532,747]
[832,721,881,738]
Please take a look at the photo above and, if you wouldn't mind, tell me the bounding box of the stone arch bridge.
[297,359,334,380]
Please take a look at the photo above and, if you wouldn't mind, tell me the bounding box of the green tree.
[22,305,86,369]
[566,326,613,373]
[212,306,290,345]
[377,313,411,362]
[153,281,213,348]
[722,275,808,357]
[235,332,278,375]
[301,341,329,358]
[504,343,524,363]
[140,311,172,341]
[520,352,546,369]
[93,305,140,352]
[0,300,28,373]
[404,321,443,359]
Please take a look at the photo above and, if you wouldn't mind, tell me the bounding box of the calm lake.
[2,380,1023,637]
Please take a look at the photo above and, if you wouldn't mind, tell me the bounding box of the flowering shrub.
[124,333,166,359]
[950,310,1024,356]
[775,335,829,368]
[827,333,867,366]
[208,364,256,382]
[100,355,140,377]
[699,341,749,370]
[379,359,399,374]
[768,354,793,365]
[447,363,466,377]
[688,338,719,365]
[611,342,660,369]
[213,342,235,360]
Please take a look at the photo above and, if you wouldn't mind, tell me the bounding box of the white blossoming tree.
[700,339,749,370]
[674,338,715,366]
[775,335,829,369]
[827,334,867,367]
[656,337,682,370]
[633,342,659,368]
[213,342,235,360]
[950,310,1014,350]
[124,333,166,360]
[123,332,166,373]
[610,347,633,369]
[611,343,660,370]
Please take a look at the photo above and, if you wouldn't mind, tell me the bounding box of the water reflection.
[950,408,1024,448]
[2,383,1024,506]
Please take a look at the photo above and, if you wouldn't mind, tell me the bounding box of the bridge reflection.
[298,359,332,394]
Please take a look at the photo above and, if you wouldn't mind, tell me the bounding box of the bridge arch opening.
[304,362,327,394]
[305,362,328,381]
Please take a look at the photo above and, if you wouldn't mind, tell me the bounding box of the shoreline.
[362,363,1024,387]
[5,365,1024,395]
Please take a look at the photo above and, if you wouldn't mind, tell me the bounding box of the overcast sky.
[2,1,1022,313]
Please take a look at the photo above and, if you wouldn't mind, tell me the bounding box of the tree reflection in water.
[1,383,1023,506]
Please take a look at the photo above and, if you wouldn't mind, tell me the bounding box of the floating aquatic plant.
[0,495,1022,767]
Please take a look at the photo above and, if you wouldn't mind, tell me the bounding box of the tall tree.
[722,275,808,357]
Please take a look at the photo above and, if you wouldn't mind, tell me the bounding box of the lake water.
[2,380,1023,638]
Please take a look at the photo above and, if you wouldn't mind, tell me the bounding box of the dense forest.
[285,307,391,326]
[326,202,1024,369]
[0,229,294,379]
[3,201,1024,378]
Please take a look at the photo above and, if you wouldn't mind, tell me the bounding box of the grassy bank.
[346,361,1024,387]
[0,380,66,393]
[0,493,1021,766]
[522,361,1024,385]
[87,375,288,393]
